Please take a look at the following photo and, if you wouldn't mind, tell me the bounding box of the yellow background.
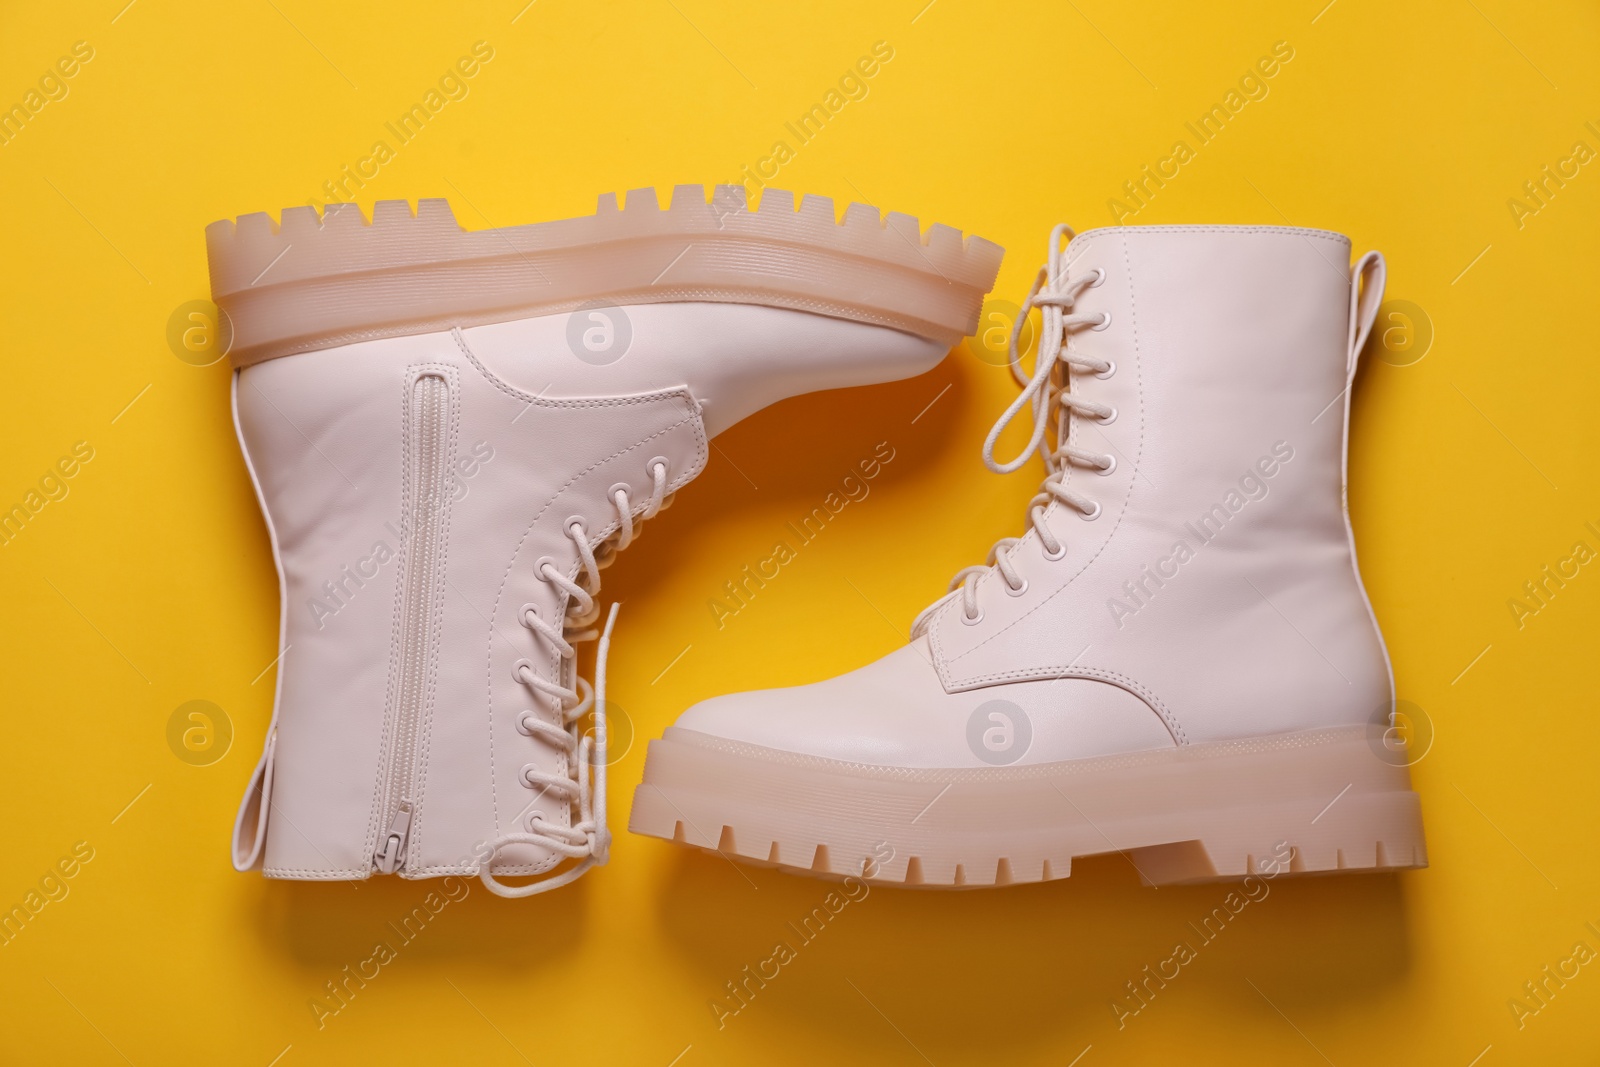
[2,0,1597,1063]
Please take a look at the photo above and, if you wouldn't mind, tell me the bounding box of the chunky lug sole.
[206,186,1005,368]
[629,725,1427,888]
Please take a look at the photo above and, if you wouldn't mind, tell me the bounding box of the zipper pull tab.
[373,804,413,874]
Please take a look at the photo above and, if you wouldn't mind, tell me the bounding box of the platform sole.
[206,185,1004,367]
[629,724,1427,888]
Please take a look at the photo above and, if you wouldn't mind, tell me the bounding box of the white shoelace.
[479,459,674,898]
[912,223,1115,635]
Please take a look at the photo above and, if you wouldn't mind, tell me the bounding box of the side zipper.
[375,370,452,874]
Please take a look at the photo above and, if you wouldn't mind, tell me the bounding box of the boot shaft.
[234,330,707,878]
[930,225,1391,742]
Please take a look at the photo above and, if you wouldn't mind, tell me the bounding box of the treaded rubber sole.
[629,725,1428,889]
[205,186,1005,368]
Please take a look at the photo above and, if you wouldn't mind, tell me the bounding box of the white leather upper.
[232,304,949,878]
[671,225,1393,766]
[462,302,948,437]
[675,637,1174,766]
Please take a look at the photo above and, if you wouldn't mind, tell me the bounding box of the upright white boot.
[211,188,1002,896]
[632,223,1427,888]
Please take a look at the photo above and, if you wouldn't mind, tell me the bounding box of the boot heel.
[1127,789,1428,886]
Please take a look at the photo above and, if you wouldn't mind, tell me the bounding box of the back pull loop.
[1347,250,1387,377]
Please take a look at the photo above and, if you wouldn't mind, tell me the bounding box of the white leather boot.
[211,188,1002,896]
[632,223,1427,888]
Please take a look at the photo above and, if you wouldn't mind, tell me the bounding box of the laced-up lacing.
[912,224,1115,635]
[478,458,675,897]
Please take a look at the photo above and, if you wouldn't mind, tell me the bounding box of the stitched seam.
[234,290,965,369]
[934,232,1187,746]
[411,863,552,876]
[1074,224,1351,246]
[951,237,1143,658]
[362,370,415,871]
[501,410,704,836]
[670,723,1363,778]
[403,362,459,869]
[453,333,710,848]
[452,327,730,411]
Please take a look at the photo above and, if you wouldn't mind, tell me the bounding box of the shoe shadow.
[596,347,989,611]
[653,844,1416,1060]
[245,870,586,973]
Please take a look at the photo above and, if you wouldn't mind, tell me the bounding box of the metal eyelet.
[516,710,539,736]
[1004,578,1029,597]
[647,456,670,477]
[565,516,587,536]
[1092,311,1112,331]
[525,811,544,830]
[1079,501,1103,521]
[1098,405,1119,425]
[1094,360,1117,380]
[1088,267,1106,287]
[607,482,632,500]
[961,607,984,626]
[1041,539,1067,561]
[519,764,540,788]
[1096,455,1117,477]
[519,603,540,628]
[533,555,559,581]
[512,658,536,683]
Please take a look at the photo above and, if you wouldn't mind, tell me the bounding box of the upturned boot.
[211,188,1002,896]
[632,223,1427,888]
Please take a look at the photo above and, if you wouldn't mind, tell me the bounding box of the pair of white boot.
[208,188,1424,897]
